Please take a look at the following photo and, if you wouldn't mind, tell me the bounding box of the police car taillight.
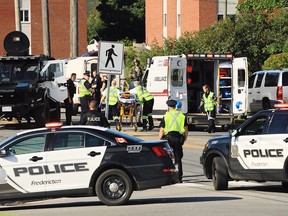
[274,104,288,109]
[45,122,63,129]
[152,146,168,157]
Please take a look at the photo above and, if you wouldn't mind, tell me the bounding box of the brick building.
[0,0,87,58]
[146,0,244,45]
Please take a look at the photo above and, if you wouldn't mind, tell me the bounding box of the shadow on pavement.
[0,196,242,210]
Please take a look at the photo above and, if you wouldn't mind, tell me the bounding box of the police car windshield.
[106,130,142,143]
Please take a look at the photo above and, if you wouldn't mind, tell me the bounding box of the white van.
[248,69,288,112]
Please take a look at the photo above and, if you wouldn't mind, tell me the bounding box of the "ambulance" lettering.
[14,162,89,177]
[243,149,284,158]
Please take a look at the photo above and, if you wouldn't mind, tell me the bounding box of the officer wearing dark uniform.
[64,73,76,125]
[80,100,110,127]
[198,84,218,133]
[159,99,188,183]
[134,81,154,131]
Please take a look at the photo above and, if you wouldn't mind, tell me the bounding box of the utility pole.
[14,0,21,31]
[223,0,227,19]
[42,0,51,56]
[70,0,78,58]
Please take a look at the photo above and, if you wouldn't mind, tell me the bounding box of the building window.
[217,14,223,21]
[177,14,181,27]
[20,9,30,23]
[164,14,167,27]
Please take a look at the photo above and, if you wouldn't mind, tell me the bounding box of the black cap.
[84,72,90,76]
[166,99,177,107]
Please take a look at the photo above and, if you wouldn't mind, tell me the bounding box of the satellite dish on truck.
[4,31,30,56]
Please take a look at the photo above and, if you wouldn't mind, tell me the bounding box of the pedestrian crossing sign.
[98,41,124,75]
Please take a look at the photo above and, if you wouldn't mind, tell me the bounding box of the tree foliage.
[95,0,145,42]
[262,52,288,69]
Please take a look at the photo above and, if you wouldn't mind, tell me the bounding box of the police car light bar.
[274,104,288,109]
[45,122,63,129]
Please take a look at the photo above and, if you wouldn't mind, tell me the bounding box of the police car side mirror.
[0,149,7,157]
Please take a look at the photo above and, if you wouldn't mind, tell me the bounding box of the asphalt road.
[0,117,287,216]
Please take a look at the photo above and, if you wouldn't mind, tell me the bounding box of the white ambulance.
[144,54,249,127]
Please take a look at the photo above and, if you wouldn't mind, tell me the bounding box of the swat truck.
[144,54,248,128]
[0,31,67,127]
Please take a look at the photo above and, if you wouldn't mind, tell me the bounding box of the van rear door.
[168,56,187,113]
[232,57,248,115]
[282,71,288,103]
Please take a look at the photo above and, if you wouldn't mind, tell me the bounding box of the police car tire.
[212,157,228,190]
[96,169,133,206]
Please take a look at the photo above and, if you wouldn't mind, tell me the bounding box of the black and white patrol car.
[200,105,288,190]
[0,123,177,205]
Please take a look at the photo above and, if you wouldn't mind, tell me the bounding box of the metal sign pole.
[105,74,111,120]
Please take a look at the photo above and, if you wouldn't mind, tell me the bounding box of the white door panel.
[232,135,261,169]
[232,57,248,115]
[168,57,187,113]
[0,152,47,194]
[259,134,288,169]
[45,146,106,191]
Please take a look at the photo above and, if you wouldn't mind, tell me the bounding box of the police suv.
[0,123,177,205]
[201,104,288,190]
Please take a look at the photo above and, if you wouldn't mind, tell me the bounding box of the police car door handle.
[29,156,43,162]
[283,138,288,143]
[249,139,257,144]
[88,151,101,157]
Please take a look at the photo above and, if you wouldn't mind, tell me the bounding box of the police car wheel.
[96,169,133,206]
[212,157,228,190]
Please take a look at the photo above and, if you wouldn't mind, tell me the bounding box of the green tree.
[96,0,145,42]
[262,53,288,69]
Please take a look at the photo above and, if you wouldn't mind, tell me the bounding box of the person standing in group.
[99,79,120,125]
[91,70,102,106]
[80,100,109,128]
[64,73,76,125]
[129,59,143,89]
[159,99,188,183]
[134,80,154,131]
[198,84,218,133]
[79,72,92,120]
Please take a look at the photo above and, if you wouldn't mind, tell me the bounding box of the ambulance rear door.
[232,57,248,115]
[168,56,188,113]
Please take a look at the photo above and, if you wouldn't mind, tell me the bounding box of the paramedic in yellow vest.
[100,79,120,125]
[79,72,92,120]
[159,99,188,183]
[198,84,218,133]
[134,80,154,131]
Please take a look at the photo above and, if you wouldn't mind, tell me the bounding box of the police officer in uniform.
[79,72,92,120]
[64,73,76,125]
[198,84,218,133]
[134,81,154,131]
[80,100,109,127]
[159,99,188,183]
[100,79,120,125]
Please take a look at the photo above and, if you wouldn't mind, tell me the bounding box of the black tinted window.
[46,132,84,151]
[264,72,279,87]
[241,116,268,135]
[248,74,256,89]
[86,134,106,147]
[268,114,288,134]
[255,73,264,88]
[282,72,288,86]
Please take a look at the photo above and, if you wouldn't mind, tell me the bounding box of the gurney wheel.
[132,124,137,132]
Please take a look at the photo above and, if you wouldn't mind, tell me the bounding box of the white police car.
[201,104,288,190]
[0,123,177,205]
